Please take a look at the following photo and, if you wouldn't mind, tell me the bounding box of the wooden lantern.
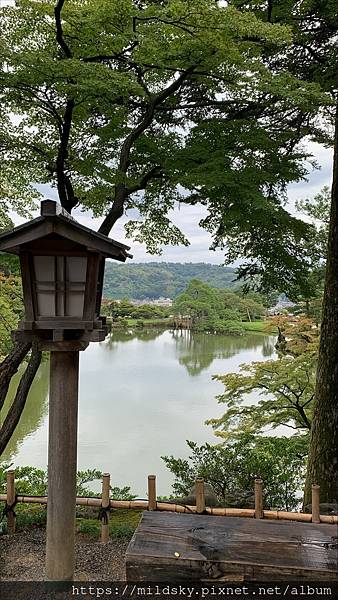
[0,199,131,346]
[0,199,132,581]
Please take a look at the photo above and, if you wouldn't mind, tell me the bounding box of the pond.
[1,329,276,496]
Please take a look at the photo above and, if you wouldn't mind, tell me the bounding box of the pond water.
[1,329,276,496]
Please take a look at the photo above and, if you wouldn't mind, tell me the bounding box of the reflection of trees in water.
[172,330,276,376]
[261,336,277,357]
[104,328,163,350]
[1,360,49,463]
[0,331,277,462]
[104,328,276,376]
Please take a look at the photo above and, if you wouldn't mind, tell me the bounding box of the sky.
[32,140,332,265]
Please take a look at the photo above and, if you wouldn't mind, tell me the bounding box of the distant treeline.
[103,262,238,300]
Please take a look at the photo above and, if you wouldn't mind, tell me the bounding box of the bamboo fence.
[1,472,337,542]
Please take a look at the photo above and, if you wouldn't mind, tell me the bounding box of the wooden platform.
[126,512,338,581]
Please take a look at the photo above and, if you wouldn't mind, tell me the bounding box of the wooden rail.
[1,474,337,540]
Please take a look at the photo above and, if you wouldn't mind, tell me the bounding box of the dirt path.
[0,528,128,580]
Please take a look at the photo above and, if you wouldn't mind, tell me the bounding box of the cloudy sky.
[33,140,332,265]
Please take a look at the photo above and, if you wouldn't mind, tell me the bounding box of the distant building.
[130,297,173,307]
[152,297,173,307]
[268,295,296,316]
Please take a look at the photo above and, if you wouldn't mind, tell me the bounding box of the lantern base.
[12,326,107,349]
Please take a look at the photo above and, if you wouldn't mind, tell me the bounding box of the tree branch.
[0,343,31,412]
[98,65,198,235]
[0,344,42,456]
[133,16,196,37]
[54,0,72,58]
[127,165,164,194]
[56,99,76,212]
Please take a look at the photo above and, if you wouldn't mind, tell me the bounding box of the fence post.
[255,479,264,519]
[101,473,110,543]
[196,479,205,514]
[311,484,320,523]
[148,475,157,511]
[6,470,16,534]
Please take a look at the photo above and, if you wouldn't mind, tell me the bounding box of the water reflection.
[1,360,49,463]
[1,330,276,495]
[107,328,276,376]
[105,327,162,349]
[172,330,275,376]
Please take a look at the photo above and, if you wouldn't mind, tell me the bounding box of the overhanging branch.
[54,0,72,58]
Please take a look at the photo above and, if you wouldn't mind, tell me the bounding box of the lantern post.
[0,200,131,581]
[46,348,81,580]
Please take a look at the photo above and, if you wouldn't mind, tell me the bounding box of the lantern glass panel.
[33,255,87,318]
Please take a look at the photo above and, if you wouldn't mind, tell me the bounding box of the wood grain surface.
[126,512,338,582]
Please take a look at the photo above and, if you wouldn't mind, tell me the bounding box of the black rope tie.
[2,496,18,520]
[98,504,110,524]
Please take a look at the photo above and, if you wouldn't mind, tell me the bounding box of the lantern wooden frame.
[0,200,131,347]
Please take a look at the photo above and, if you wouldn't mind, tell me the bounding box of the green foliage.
[16,506,47,530]
[0,274,24,358]
[289,186,330,313]
[10,466,48,496]
[0,464,134,500]
[77,510,139,539]
[209,351,316,438]
[0,253,21,277]
[76,469,103,497]
[296,186,330,264]
[173,279,265,334]
[273,316,319,356]
[0,212,23,358]
[0,464,137,533]
[162,435,307,511]
[103,263,238,300]
[107,299,170,321]
[0,0,329,293]
[110,486,136,501]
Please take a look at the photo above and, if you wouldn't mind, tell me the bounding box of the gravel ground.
[0,528,129,580]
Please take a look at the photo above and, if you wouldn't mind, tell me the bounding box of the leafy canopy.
[209,351,316,437]
[173,278,265,333]
[0,0,329,292]
[0,274,23,358]
[162,434,307,511]
[208,314,319,438]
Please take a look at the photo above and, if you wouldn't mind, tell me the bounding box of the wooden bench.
[126,512,338,581]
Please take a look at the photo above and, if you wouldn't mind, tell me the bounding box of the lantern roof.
[0,200,132,261]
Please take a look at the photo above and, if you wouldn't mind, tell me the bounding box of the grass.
[77,509,141,539]
[4,505,48,531]
[242,320,277,333]
[2,504,142,539]
[126,317,172,326]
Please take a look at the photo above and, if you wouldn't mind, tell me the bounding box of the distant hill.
[103,262,238,300]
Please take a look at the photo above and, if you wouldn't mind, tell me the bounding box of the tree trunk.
[0,342,31,411]
[304,102,338,505]
[0,344,42,455]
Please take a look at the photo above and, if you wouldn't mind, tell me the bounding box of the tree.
[0,0,325,277]
[209,351,316,438]
[173,279,219,322]
[0,214,42,457]
[289,186,330,317]
[230,0,337,504]
[162,435,307,511]
[109,298,134,319]
[0,274,23,359]
[296,186,330,266]
[306,104,338,504]
[0,0,327,454]
[173,279,265,333]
